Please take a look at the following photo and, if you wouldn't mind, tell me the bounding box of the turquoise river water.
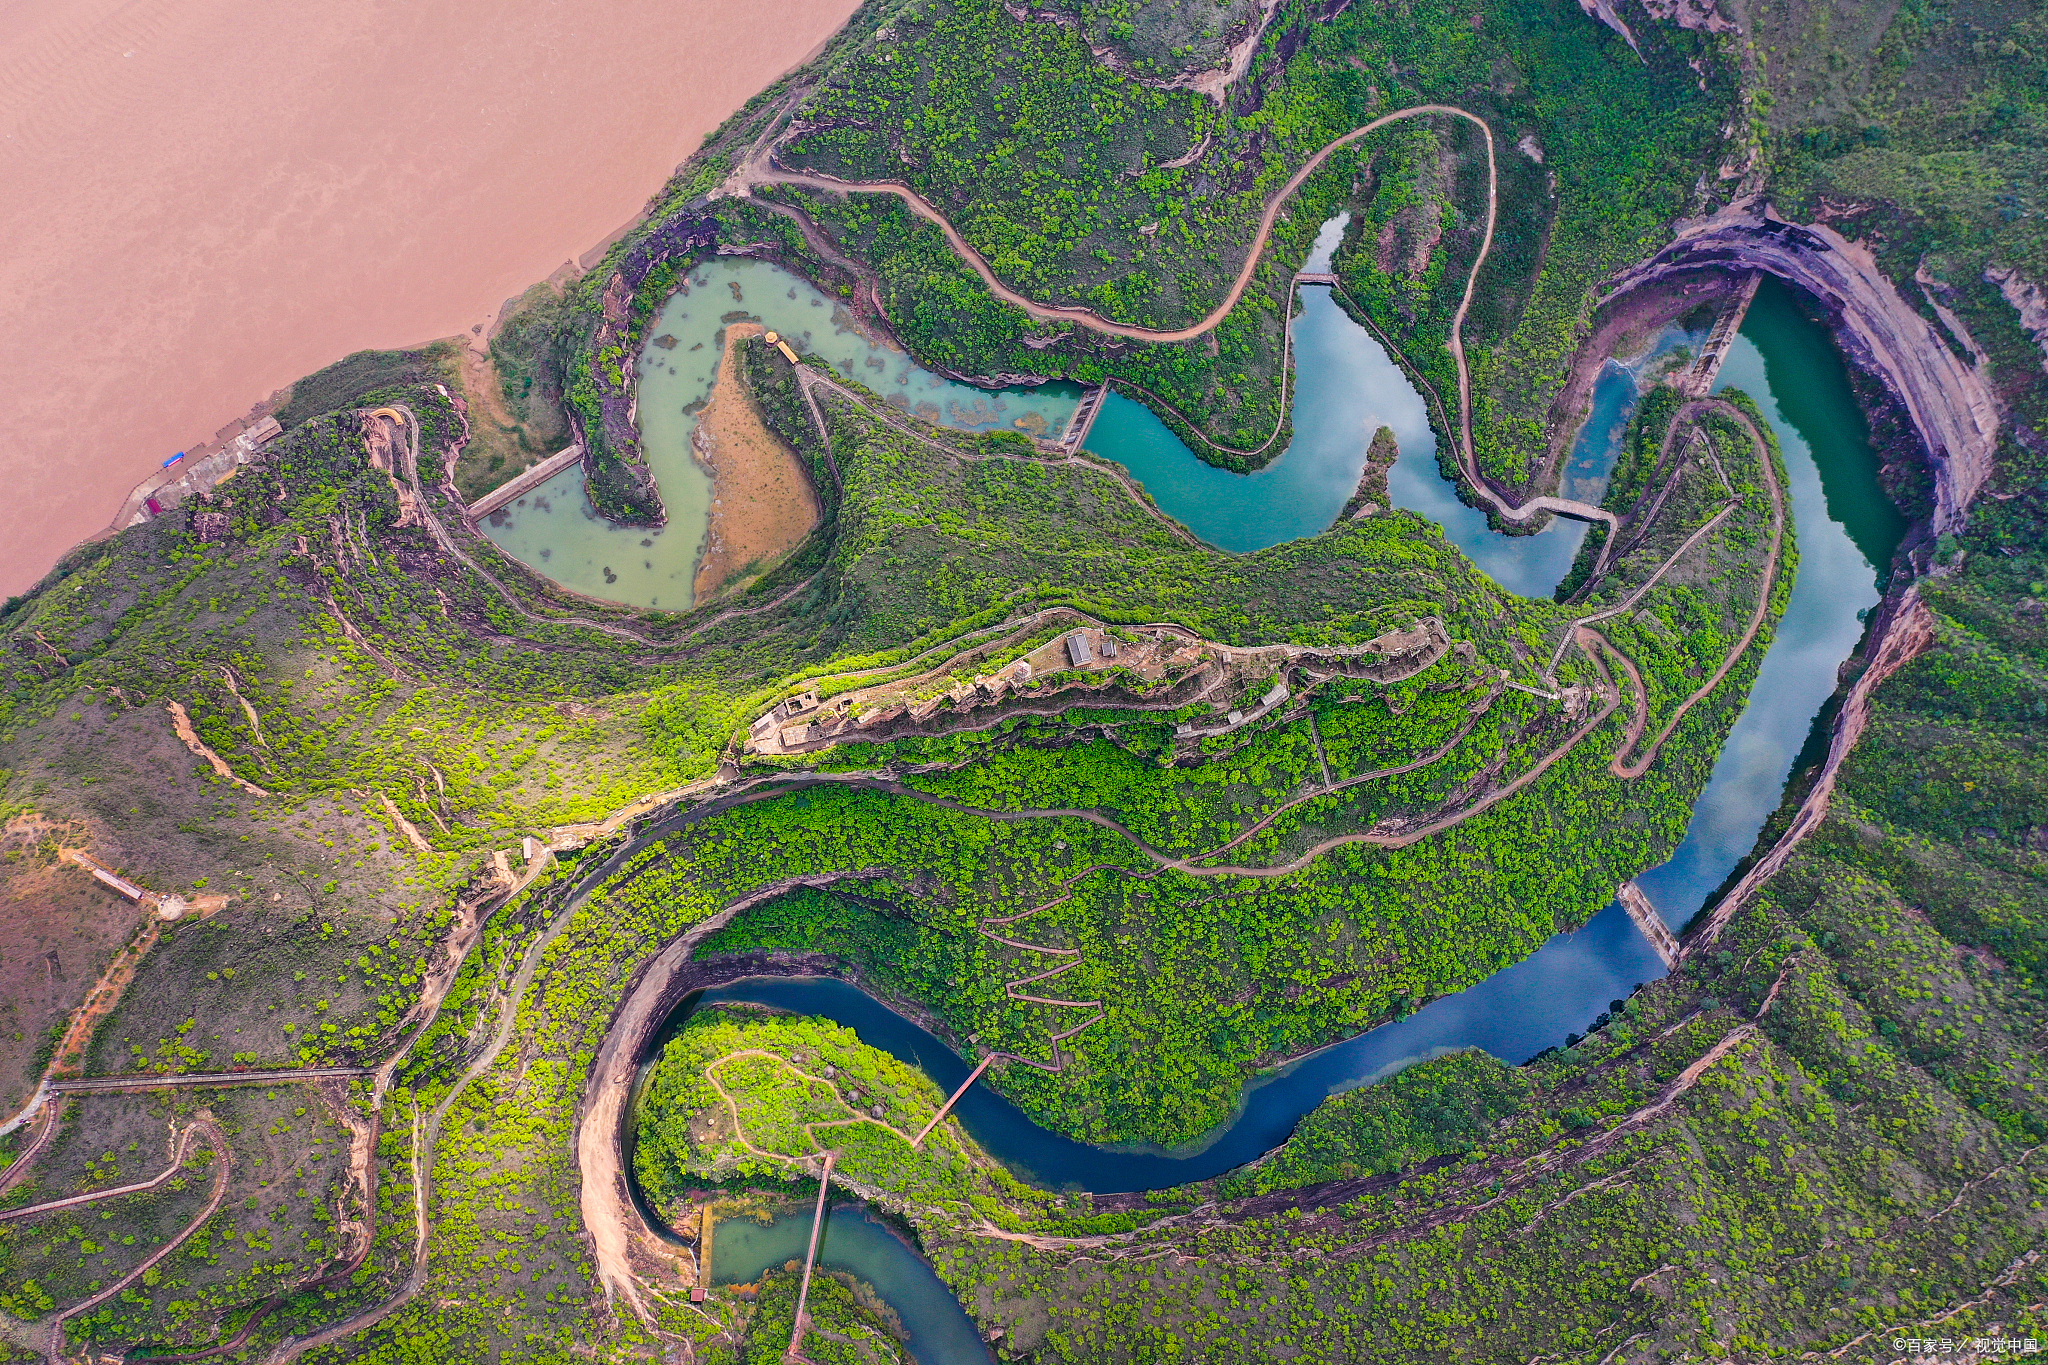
[464,232,1900,1358]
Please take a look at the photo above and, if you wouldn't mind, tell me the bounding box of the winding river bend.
[625,275,1904,1359]
[477,257,1080,609]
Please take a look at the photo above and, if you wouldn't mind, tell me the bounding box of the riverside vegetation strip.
[0,0,2046,1358]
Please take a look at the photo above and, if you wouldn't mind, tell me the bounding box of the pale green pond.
[478,257,1082,609]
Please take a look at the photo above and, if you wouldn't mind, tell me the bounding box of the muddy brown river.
[0,0,858,594]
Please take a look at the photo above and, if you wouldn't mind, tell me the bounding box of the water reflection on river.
[655,272,1899,1189]
[709,1203,993,1365]
[1084,213,1704,594]
[1635,278,1902,924]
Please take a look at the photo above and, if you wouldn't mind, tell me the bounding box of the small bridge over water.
[1676,272,1763,398]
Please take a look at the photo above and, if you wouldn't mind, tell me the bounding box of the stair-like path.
[1678,272,1763,398]
[1060,384,1110,453]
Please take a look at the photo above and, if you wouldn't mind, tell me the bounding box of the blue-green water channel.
[477,257,1080,609]
[636,274,1903,1355]
[708,1203,993,1364]
[1084,214,1703,595]
[1633,277,1905,921]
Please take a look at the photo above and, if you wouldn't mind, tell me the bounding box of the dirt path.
[973,898,1105,1068]
[43,1116,230,1355]
[743,105,1487,346]
[0,1119,213,1224]
[169,700,269,797]
[1585,631,1650,771]
[748,105,1619,530]
[1,901,186,1142]
[703,1049,929,1156]
[1609,402,1787,778]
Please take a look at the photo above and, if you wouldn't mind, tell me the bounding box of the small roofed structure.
[1065,633,1092,669]
[762,330,801,364]
[1100,635,1119,659]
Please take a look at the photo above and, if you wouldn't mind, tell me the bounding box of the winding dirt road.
[0,1119,215,1224]
[744,105,1487,345]
[42,1117,230,1358]
[748,105,1619,529]
[224,94,1813,1358]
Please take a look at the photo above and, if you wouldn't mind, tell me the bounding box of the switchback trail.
[40,1117,230,1359]
[237,107,1796,1357]
[1,1119,215,1223]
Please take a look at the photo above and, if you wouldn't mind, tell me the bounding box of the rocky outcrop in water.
[1600,201,2001,533]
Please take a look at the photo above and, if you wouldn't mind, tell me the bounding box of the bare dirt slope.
[691,326,822,601]
[0,816,141,1114]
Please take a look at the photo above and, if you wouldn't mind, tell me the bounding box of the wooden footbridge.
[1677,272,1763,398]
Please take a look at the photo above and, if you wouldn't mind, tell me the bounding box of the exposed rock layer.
[1600,202,2000,533]
[1988,266,2048,375]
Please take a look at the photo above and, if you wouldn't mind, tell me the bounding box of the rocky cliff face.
[575,209,727,526]
[1600,201,2002,534]
[1987,266,2048,377]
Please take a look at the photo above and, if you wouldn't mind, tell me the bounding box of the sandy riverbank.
[0,0,858,595]
[690,326,821,601]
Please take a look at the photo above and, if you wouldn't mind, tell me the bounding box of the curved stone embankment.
[575,213,726,524]
[575,871,901,1325]
[1598,201,2001,535]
